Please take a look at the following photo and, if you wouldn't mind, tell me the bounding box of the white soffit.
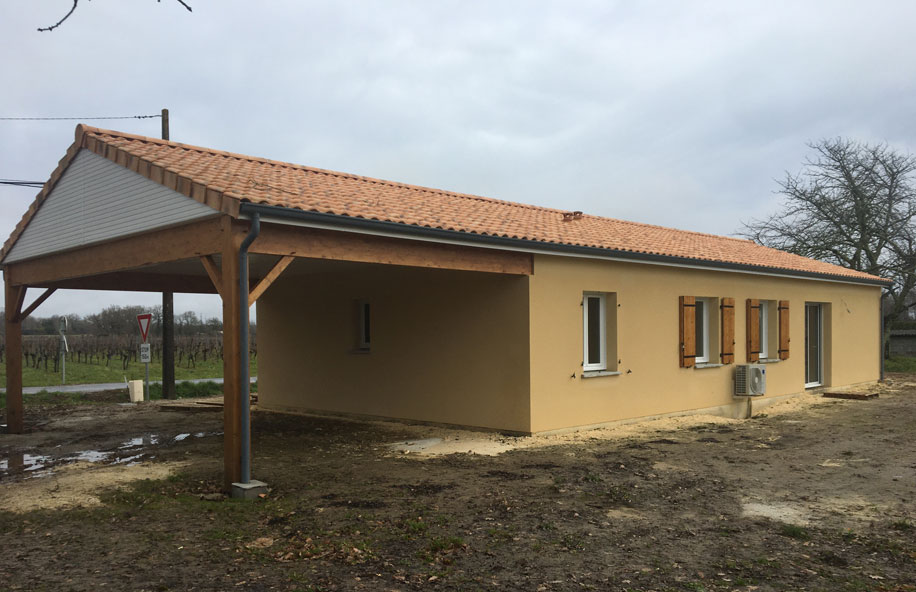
[5,149,218,263]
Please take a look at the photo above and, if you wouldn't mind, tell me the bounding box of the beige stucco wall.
[528,254,882,432]
[257,261,531,432]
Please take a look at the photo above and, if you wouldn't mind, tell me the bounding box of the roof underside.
[0,124,888,285]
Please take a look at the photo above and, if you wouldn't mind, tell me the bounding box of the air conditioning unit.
[735,364,766,396]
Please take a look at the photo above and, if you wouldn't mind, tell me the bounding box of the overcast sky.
[2,1,915,320]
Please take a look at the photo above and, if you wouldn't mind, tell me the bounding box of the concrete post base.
[230,479,268,500]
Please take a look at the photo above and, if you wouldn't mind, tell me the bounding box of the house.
[1,125,888,486]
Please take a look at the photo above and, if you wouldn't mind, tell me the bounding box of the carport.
[1,125,532,489]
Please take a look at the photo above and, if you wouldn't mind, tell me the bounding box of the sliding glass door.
[805,303,822,387]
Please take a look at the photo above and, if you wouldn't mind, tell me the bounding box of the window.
[583,293,606,371]
[695,298,711,363]
[749,300,784,362]
[356,299,370,351]
[583,292,618,374]
[805,302,822,387]
[694,297,718,364]
[679,296,725,368]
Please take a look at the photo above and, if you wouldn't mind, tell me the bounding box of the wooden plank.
[221,218,245,489]
[778,300,790,360]
[679,295,696,368]
[250,223,533,276]
[200,255,223,298]
[37,273,218,294]
[5,217,224,287]
[822,392,879,400]
[4,280,24,433]
[17,288,56,322]
[248,255,294,307]
[719,297,735,364]
[746,299,760,363]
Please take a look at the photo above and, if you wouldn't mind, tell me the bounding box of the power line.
[0,179,44,188]
[0,114,161,121]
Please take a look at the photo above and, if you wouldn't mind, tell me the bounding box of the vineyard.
[0,333,257,388]
[0,305,257,387]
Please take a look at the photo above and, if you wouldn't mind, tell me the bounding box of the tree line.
[0,305,231,338]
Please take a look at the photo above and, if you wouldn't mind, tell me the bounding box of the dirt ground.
[1,379,915,592]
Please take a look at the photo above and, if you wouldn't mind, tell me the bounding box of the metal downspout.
[239,213,260,484]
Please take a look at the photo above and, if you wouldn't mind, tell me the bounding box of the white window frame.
[759,300,769,359]
[695,298,711,364]
[583,293,607,372]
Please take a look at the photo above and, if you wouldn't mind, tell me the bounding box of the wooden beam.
[5,217,224,287]
[221,218,245,489]
[200,255,223,298]
[248,255,294,307]
[35,273,218,294]
[5,279,24,433]
[17,288,56,322]
[250,223,533,276]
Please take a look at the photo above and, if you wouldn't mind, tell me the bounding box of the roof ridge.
[82,126,565,215]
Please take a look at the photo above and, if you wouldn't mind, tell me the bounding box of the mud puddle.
[0,431,219,480]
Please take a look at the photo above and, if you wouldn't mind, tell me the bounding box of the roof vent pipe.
[239,212,260,484]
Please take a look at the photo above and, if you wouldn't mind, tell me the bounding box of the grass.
[778,524,810,540]
[891,520,913,531]
[0,356,257,388]
[0,379,254,407]
[884,356,916,373]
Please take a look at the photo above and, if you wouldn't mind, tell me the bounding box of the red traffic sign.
[136,313,152,343]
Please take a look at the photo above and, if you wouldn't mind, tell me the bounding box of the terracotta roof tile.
[0,125,888,284]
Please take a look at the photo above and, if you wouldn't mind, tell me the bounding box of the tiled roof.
[0,125,887,284]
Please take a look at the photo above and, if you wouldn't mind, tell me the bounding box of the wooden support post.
[221,219,245,489]
[5,279,25,433]
[162,292,176,399]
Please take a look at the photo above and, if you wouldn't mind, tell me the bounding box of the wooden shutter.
[679,296,696,368]
[746,299,760,363]
[778,300,790,360]
[720,297,735,364]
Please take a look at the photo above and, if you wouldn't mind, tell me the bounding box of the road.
[0,377,257,395]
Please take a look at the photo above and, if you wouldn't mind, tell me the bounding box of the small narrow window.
[357,300,370,351]
[583,293,607,371]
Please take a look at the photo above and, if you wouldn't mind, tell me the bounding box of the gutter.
[238,212,260,484]
[238,203,892,288]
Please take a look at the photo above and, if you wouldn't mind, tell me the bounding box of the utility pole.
[161,108,176,399]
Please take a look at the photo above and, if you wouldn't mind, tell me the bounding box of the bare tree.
[739,138,916,354]
[38,0,192,32]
